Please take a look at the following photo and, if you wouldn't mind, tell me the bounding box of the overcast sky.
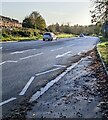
[1,1,93,26]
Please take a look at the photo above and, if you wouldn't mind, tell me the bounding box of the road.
[0,36,99,117]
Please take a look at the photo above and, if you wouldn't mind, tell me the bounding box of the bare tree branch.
[90,0,108,23]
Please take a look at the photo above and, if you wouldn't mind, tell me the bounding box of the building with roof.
[0,15,22,28]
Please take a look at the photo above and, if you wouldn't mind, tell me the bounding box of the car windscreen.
[44,33,51,36]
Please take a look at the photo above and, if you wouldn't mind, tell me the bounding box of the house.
[0,15,22,28]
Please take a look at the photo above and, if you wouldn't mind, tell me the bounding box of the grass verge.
[0,35,43,42]
[0,33,76,42]
[57,34,76,38]
[97,37,108,71]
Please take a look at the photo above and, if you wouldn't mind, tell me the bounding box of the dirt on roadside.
[90,49,108,119]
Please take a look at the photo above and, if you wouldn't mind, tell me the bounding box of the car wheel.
[43,39,45,41]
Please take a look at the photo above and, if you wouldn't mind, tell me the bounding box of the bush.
[105,32,108,38]
[2,33,9,38]
[1,28,42,41]
[99,36,108,42]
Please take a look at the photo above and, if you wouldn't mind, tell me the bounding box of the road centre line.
[56,51,71,58]
[51,47,63,52]
[10,49,36,55]
[0,97,16,106]
[35,67,62,76]
[50,45,74,52]
[19,76,35,95]
[66,45,74,47]
[19,53,43,60]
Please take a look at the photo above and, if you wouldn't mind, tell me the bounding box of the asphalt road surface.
[0,36,99,117]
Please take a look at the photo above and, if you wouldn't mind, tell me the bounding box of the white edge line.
[0,61,18,65]
[35,67,61,76]
[19,76,35,95]
[0,97,16,106]
[0,61,6,65]
[7,61,18,63]
[54,65,66,68]
[78,52,82,55]
[30,57,83,102]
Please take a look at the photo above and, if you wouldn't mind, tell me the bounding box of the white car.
[43,32,57,41]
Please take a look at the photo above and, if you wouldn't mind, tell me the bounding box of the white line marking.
[30,58,83,102]
[54,65,66,68]
[56,51,71,58]
[51,47,63,52]
[35,67,61,76]
[10,49,36,55]
[11,51,24,54]
[0,47,2,49]
[78,52,82,55]
[0,61,6,65]
[19,76,35,95]
[0,61,18,65]
[0,97,16,106]
[19,53,43,60]
[30,71,67,102]
[82,50,87,52]
[66,45,74,47]
[7,60,18,63]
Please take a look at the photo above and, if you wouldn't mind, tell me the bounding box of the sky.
[1,1,93,26]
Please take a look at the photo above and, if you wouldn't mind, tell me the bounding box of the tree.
[90,0,108,23]
[90,0,108,37]
[22,17,33,28]
[63,24,72,34]
[47,24,56,32]
[55,23,60,32]
[22,11,46,30]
